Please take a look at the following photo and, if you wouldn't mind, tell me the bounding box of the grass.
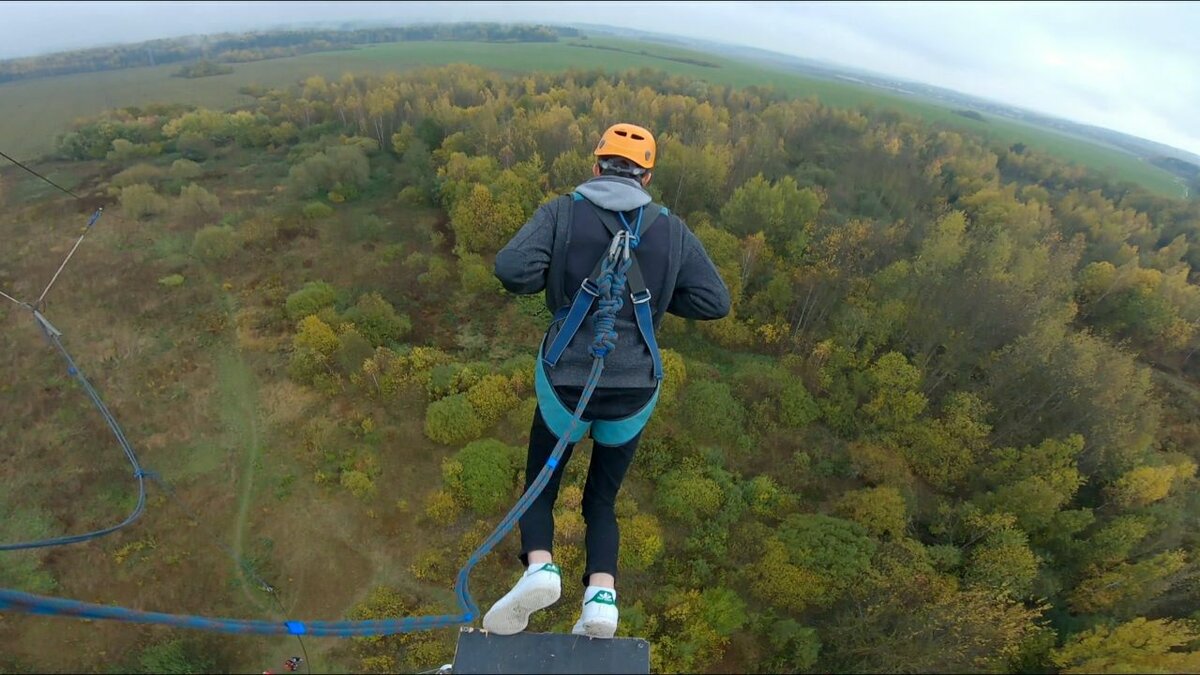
[0,37,1185,197]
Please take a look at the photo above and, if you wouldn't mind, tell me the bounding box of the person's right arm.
[494,200,557,295]
[667,220,731,320]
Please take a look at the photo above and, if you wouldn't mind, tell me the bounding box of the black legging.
[518,386,655,585]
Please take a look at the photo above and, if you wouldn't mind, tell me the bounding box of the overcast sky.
[6,1,1199,156]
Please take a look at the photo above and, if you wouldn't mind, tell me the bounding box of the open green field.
[0,37,1184,196]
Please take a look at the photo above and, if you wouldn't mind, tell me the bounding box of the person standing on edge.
[486,123,731,638]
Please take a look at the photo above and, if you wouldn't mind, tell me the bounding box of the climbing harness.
[536,193,668,445]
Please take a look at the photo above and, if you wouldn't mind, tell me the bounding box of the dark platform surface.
[452,627,651,674]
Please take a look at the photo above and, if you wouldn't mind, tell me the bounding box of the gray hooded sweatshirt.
[494,175,731,389]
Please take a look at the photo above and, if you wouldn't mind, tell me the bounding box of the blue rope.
[0,234,628,637]
[0,311,149,551]
[590,253,632,359]
[617,206,644,249]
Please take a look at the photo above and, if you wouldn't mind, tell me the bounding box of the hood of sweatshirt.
[573,175,653,212]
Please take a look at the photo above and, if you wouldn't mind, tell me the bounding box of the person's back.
[495,147,730,392]
[485,123,730,639]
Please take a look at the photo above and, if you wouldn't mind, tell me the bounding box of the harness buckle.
[631,289,652,304]
[580,278,600,296]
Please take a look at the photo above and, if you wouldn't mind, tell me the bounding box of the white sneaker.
[482,563,562,635]
[571,586,618,639]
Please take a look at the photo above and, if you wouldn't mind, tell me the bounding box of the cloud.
[4,1,1199,155]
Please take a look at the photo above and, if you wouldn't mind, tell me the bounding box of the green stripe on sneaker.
[585,590,616,606]
[536,563,561,576]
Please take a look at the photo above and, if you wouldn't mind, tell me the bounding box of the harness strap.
[545,195,665,380]
[543,279,598,368]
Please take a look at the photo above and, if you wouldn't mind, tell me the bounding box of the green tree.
[1051,617,1200,674]
[334,328,374,375]
[654,587,748,673]
[720,174,821,255]
[653,137,733,216]
[862,351,927,432]
[964,528,1039,598]
[765,619,822,673]
[1076,515,1155,572]
[550,149,594,193]
[302,201,334,220]
[835,486,908,537]
[448,183,525,255]
[900,392,991,492]
[289,315,338,383]
[777,380,820,429]
[1105,464,1181,508]
[1068,550,1187,617]
[679,380,745,446]
[749,514,876,611]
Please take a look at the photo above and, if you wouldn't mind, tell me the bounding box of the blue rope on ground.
[0,311,149,552]
[0,230,635,638]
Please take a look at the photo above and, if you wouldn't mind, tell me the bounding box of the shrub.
[107,138,163,161]
[425,489,461,525]
[442,438,521,513]
[174,183,221,223]
[119,183,169,219]
[190,225,238,262]
[169,159,203,180]
[285,281,337,322]
[465,374,520,427]
[778,381,820,428]
[657,469,724,525]
[341,470,377,500]
[287,145,370,198]
[618,513,665,572]
[302,201,334,220]
[345,293,411,346]
[425,394,485,445]
[111,164,165,189]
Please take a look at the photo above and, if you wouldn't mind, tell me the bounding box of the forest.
[0,23,577,84]
[1,62,1199,673]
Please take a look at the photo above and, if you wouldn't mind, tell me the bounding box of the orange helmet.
[594,123,656,169]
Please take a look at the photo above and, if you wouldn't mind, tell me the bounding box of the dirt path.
[215,347,268,610]
[209,286,272,612]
